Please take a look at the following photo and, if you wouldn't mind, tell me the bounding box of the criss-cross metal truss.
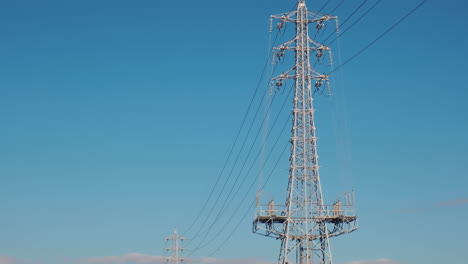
[253,1,357,264]
[165,229,185,264]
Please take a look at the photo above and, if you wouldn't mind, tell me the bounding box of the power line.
[185,29,288,245]
[185,84,269,247]
[208,140,291,256]
[190,84,294,251]
[185,65,281,247]
[321,0,370,44]
[182,29,283,238]
[311,0,336,40]
[328,0,346,15]
[329,0,428,74]
[327,0,383,45]
[317,0,333,14]
[191,91,279,249]
[340,0,370,28]
[201,113,293,251]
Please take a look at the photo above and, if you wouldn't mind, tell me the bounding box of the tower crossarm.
[272,68,328,80]
[271,11,337,25]
[274,40,330,52]
[272,68,328,89]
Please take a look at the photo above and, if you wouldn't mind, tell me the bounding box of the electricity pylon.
[165,229,185,264]
[253,1,358,264]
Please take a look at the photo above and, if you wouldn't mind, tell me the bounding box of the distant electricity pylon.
[253,1,358,264]
[165,229,185,264]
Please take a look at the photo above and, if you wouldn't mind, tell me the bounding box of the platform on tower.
[314,202,357,224]
[254,201,357,224]
[254,201,288,224]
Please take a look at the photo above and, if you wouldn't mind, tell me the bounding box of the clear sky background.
[0,0,467,264]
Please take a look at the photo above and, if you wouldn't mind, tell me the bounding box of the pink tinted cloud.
[85,253,165,263]
[84,254,273,264]
[399,197,468,214]
[194,257,273,264]
[436,198,468,207]
[84,254,400,264]
[0,257,22,264]
[339,259,399,264]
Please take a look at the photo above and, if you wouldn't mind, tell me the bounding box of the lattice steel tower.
[253,1,358,264]
[165,229,185,264]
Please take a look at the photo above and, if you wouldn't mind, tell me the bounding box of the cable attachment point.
[316,22,324,31]
[275,79,284,89]
[277,46,286,61]
[277,15,287,30]
[316,50,324,59]
[315,79,323,89]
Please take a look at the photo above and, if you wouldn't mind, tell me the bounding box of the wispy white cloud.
[6,254,400,264]
[339,259,399,264]
[83,254,273,264]
[85,253,165,263]
[193,257,273,264]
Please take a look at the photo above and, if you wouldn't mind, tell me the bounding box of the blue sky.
[0,0,467,263]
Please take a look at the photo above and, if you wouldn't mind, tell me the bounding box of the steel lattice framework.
[165,230,185,264]
[253,1,357,264]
